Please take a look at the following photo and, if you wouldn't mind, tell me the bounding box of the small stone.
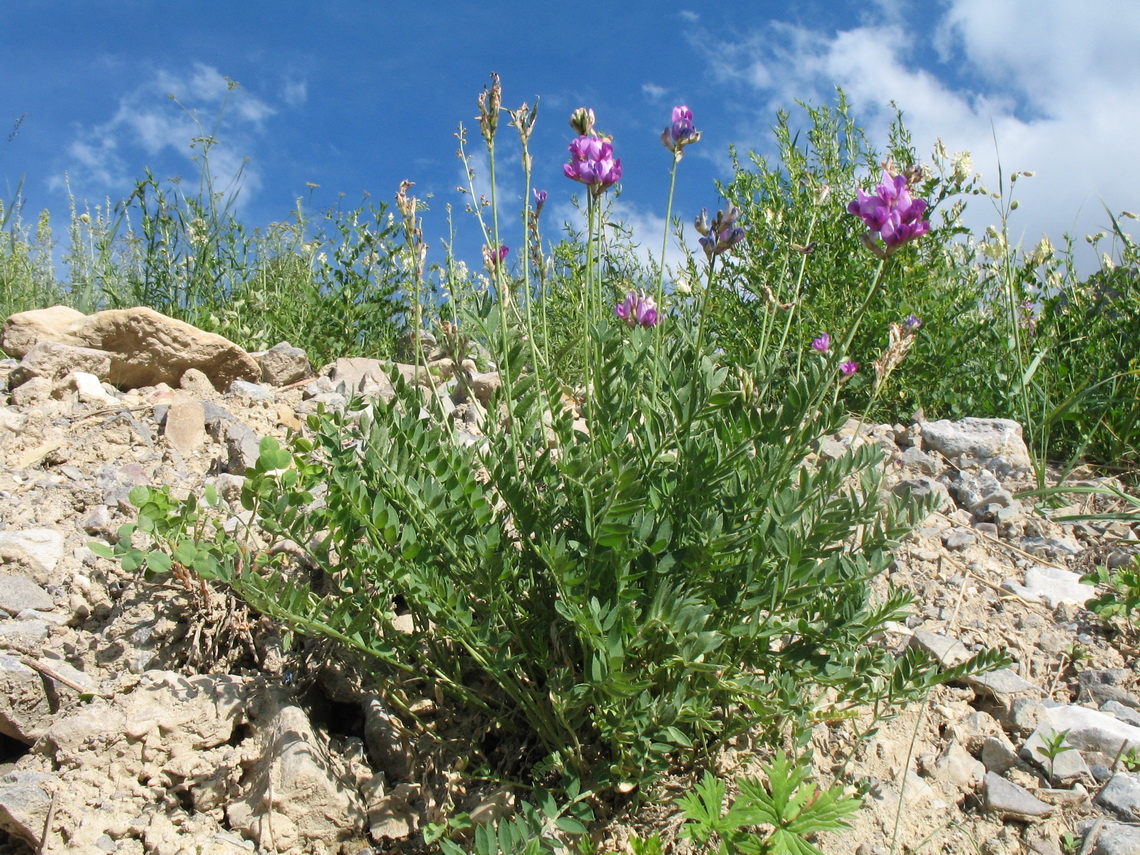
[1021,725,1091,784]
[9,376,52,406]
[469,371,502,406]
[897,446,941,474]
[257,342,311,386]
[928,740,985,787]
[0,530,66,580]
[1003,698,1048,737]
[1018,536,1083,559]
[892,476,950,510]
[1004,565,1095,608]
[163,399,206,455]
[980,737,1019,774]
[228,379,275,403]
[70,371,118,405]
[0,769,55,847]
[1095,772,1140,821]
[1043,704,1140,756]
[1035,782,1088,807]
[1085,684,1140,710]
[942,528,976,550]
[225,422,263,475]
[965,669,1041,701]
[0,575,54,614]
[910,629,971,667]
[179,367,218,396]
[982,771,1054,820]
[1101,701,1140,728]
[1078,818,1140,855]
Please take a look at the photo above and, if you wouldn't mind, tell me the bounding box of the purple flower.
[533,189,547,216]
[904,314,922,331]
[839,361,859,377]
[564,135,622,197]
[483,243,509,274]
[615,289,659,328]
[662,105,701,157]
[695,205,745,260]
[811,333,831,354]
[848,169,931,256]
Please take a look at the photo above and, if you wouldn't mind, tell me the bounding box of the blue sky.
[2,1,1137,278]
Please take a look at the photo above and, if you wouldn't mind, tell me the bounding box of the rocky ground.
[0,306,1138,855]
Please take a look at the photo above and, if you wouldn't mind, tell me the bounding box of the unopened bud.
[569,107,595,136]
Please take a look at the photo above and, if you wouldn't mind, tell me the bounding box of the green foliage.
[1036,728,1077,783]
[429,786,593,855]
[678,753,860,855]
[105,313,1002,795]
[1083,556,1140,630]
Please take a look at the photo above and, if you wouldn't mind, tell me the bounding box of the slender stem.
[655,155,680,345]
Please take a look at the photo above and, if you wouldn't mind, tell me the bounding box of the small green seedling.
[1037,728,1078,783]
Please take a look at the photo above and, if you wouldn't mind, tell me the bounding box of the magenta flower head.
[695,204,745,260]
[615,289,659,328]
[662,105,701,159]
[848,168,931,257]
[564,135,622,198]
[904,314,922,331]
[483,243,509,274]
[839,360,859,377]
[811,332,831,354]
[533,188,547,216]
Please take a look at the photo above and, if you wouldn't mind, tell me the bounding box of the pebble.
[1095,772,1140,821]
[982,771,1054,820]
[0,576,54,614]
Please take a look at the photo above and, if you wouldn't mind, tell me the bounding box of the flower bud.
[569,107,595,136]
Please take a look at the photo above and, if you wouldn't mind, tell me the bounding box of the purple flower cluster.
[662,105,701,157]
[848,169,931,257]
[533,189,547,216]
[811,333,831,354]
[695,205,745,260]
[615,289,659,328]
[564,135,622,197]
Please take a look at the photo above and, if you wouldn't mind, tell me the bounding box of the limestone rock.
[1021,724,1091,784]
[163,399,206,455]
[0,305,86,359]
[1005,565,1096,609]
[0,530,66,585]
[1042,704,1140,756]
[226,703,365,853]
[982,771,1054,820]
[1095,772,1140,821]
[6,306,259,390]
[1079,819,1140,855]
[919,417,1032,469]
[0,770,55,848]
[257,342,312,386]
[0,654,53,743]
[8,341,113,389]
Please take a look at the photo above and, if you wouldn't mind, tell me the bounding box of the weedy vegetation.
[5,73,1137,853]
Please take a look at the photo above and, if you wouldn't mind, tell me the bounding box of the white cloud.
[282,79,308,107]
[50,63,275,212]
[689,1,1140,267]
[547,195,695,277]
[642,83,668,102]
